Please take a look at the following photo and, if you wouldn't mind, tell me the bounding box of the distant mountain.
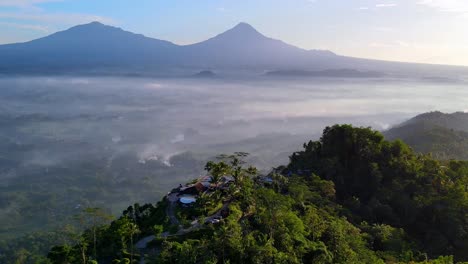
[0,22,178,72]
[265,69,385,78]
[384,111,468,160]
[192,70,217,78]
[178,22,336,69]
[1,21,467,76]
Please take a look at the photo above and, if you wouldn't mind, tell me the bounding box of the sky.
[1,0,468,66]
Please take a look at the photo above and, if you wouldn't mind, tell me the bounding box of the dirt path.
[136,235,155,264]
[134,194,229,263]
[136,235,156,249]
[136,193,179,264]
[166,193,180,226]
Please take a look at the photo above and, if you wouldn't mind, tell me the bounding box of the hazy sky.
[1,0,468,66]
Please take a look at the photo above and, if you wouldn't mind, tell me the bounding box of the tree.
[116,217,140,263]
[205,161,230,184]
[153,225,164,238]
[47,245,73,264]
[61,224,88,264]
[82,207,113,260]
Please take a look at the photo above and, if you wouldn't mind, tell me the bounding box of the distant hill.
[265,69,385,78]
[384,111,468,160]
[1,21,468,76]
[192,70,217,78]
[397,111,468,132]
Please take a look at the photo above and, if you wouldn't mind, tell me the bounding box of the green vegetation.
[0,149,206,262]
[4,125,468,263]
[385,111,468,160]
[288,125,468,262]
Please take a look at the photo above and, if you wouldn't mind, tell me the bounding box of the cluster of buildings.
[172,173,276,207]
[176,175,235,206]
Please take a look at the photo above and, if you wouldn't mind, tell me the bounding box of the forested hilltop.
[385,111,468,160]
[4,125,468,264]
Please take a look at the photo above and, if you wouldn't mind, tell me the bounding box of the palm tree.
[205,161,230,185]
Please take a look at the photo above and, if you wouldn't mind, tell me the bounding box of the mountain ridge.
[1,21,467,76]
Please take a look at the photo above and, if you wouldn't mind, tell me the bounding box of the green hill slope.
[14,125,466,264]
[385,111,468,160]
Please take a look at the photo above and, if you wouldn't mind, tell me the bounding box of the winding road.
[135,192,228,263]
[166,193,180,226]
[136,192,179,264]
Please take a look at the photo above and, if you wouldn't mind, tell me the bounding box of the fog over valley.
[4,76,467,168]
[0,75,467,239]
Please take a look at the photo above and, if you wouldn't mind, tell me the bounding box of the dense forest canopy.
[289,125,468,260]
[2,125,468,264]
